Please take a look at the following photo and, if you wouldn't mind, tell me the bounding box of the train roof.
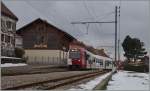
[86,50,112,61]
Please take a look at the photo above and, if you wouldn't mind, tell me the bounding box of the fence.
[26,56,67,66]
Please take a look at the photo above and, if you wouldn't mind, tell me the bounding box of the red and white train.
[67,48,114,70]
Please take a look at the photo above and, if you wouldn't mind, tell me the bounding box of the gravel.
[1,70,97,89]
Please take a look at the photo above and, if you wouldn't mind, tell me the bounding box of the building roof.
[1,2,18,21]
[17,18,76,41]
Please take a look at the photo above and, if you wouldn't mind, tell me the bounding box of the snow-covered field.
[107,70,149,90]
[68,72,111,90]
[0,63,27,67]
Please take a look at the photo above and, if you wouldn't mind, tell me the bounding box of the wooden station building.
[17,18,76,65]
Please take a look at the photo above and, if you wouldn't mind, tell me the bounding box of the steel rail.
[3,71,108,90]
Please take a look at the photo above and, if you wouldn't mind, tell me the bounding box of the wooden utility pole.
[118,6,121,62]
[115,6,118,63]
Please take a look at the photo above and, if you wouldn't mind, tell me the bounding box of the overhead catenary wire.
[50,2,80,39]
[25,1,118,52]
[26,1,89,39]
[25,1,67,33]
[83,1,102,35]
[97,11,115,21]
[88,3,115,35]
[72,24,88,38]
[25,1,48,21]
[71,1,118,49]
[83,0,101,35]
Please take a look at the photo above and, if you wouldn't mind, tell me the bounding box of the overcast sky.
[2,0,150,59]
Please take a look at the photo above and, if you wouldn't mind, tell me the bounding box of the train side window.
[93,59,95,62]
[98,59,100,63]
[106,61,109,66]
[97,60,99,63]
[100,61,103,65]
[99,59,103,66]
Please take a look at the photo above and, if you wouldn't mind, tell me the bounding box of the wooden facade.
[16,18,76,65]
[17,18,76,51]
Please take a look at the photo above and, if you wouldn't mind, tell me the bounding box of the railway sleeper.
[24,71,107,90]
[3,70,108,90]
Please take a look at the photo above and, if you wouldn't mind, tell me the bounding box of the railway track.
[3,70,108,90]
[2,65,68,76]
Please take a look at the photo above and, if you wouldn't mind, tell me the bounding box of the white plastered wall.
[25,50,68,65]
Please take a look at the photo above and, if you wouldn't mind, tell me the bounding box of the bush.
[15,48,25,58]
[124,64,148,72]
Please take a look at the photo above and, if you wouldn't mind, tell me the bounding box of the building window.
[11,36,15,45]
[1,34,5,42]
[34,26,48,48]
[5,35,8,42]
[6,21,12,29]
[1,19,5,27]
[8,36,11,43]
[1,19,6,32]
[12,23,16,31]
[5,35,11,43]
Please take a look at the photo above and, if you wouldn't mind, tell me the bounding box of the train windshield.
[69,50,80,59]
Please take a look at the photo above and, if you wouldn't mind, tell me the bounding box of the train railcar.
[67,48,114,70]
[67,48,87,69]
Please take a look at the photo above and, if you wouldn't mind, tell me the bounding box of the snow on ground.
[0,63,27,67]
[107,70,149,90]
[68,72,111,90]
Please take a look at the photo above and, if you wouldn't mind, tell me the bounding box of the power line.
[83,1,102,35]
[97,11,115,21]
[72,24,87,37]
[71,6,119,63]
[71,21,115,24]
[25,1,47,20]
[25,1,67,32]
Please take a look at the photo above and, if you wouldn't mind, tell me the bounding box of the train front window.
[69,50,80,59]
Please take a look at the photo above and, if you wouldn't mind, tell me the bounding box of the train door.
[85,52,90,68]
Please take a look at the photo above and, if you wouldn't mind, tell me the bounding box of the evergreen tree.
[122,35,147,62]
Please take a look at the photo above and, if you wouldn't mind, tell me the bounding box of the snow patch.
[107,70,149,90]
[0,63,27,67]
[69,72,111,90]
